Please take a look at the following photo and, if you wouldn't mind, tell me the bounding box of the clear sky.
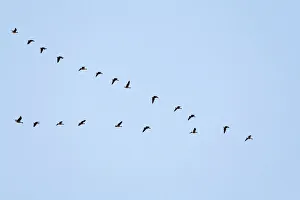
[1,0,299,199]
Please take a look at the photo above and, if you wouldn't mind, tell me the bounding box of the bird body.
[223,126,229,134]
[57,56,64,63]
[115,121,123,127]
[56,121,64,126]
[27,39,35,45]
[33,121,40,127]
[152,96,159,104]
[112,78,119,85]
[78,120,86,126]
[188,114,195,121]
[190,128,197,134]
[95,72,103,77]
[245,135,253,141]
[40,47,47,53]
[142,126,151,132]
[79,66,87,71]
[174,105,182,112]
[11,28,18,34]
[15,116,23,123]
[124,81,131,89]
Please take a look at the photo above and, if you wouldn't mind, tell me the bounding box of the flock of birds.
[10,28,253,142]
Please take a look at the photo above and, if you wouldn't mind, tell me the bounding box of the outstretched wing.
[17,116,22,121]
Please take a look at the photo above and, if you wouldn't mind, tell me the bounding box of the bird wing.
[126,81,130,87]
[118,121,123,126]
[18,116,22,121]
[193,128,196,132]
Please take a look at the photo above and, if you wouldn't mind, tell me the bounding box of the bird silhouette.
[78,66,87,71]
[190,128,197,134]
[57,56,64,63]
[11,28,18,34]
[40,47,47,53]
[15,116,23,124]
[223,126,229,134]
[115,121,123,128]
[33,121,40,127]
[78,120,86,126]
[56,121,64,126]
[95,72,103,77]
[151,96,159,104]
[174,106,182,112]
[27,39,35,45]
[142,126,151,132]
[112,78,119,85]
[188,114,195,121]
[124,81,131,89]
[245,135,253,142]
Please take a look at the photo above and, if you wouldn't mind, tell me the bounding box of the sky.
[0,0,299,199]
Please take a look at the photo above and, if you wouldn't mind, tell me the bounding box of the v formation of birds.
[10,28,253,142]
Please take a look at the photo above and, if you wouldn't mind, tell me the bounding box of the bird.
[33,121,40,127]
[40,47,47,53]
[11,28,18,34]
[57,56,64,63]
[142,126,151,132]
[95,72,103,77]
[188,114,195,121]
[27,39,35,45]
[56,121,64,126]
[111,78,119,85]
[152,96,159,104]
[190,128,197,134]
[174,105,182,112]
[78,120,86,126]
[15,116,23,124]
[223,126,229,134]
[78,66,87,71]
[245,135,253,142]
[124,81,131,89]
[115,121,123,128]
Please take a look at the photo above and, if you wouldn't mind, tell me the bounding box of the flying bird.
[223,126,229,134]
[245,135,253,142]
[188,114,195,121]
[11,28,18,34]
[33,121,40,127]
[78,120,86,126]
[142,126,151,132]
[115,121,123,128]
[57,56,64,63]
[152,96,159,104]
[174,106,182,112]
[56,121,64,126]
[111,78,119,85]
[27,39,35,45]
[124,81,131,89]
[15,116,23,124]
[78,66,87,71]
[40,47,47,53]
[95,72,103,77]
[190,128,197,134]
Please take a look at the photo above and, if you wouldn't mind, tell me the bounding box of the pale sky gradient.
[1,0,299,199]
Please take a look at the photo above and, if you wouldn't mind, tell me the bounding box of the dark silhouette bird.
[223,126,229,134]
[124,81,131,89]
[11,28,18,34]
[27,39,35,45]
[115,121,123,128]
[174,105,182,112]
[152,96,159,104]
[245,135,253,142]
[78,66,87,71]
[33,121,40,127]
[57,56,64,63]
[40,47,47,53]
[142,126,151,132]
[95,72,103,77]
[190,128,197,134]
[78,120,86,126]
[15,116,23,124]
[56,121,64,126]
[111,78,119,85]
[188,114,195,121]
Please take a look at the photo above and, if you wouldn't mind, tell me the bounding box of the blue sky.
[1,0,299,199]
